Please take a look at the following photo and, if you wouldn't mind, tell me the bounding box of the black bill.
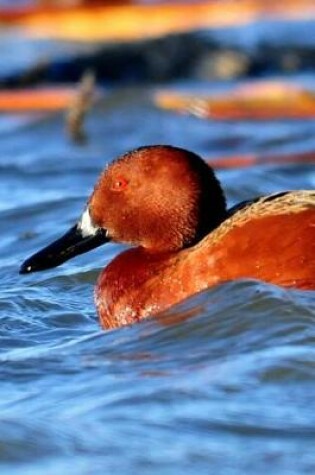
[19,223,109,274]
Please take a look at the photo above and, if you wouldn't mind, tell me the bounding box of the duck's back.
[185,190,315,291]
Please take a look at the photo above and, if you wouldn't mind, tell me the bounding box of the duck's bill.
[19,223,109,274]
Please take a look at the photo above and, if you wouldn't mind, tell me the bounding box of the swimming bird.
[20,145,315,329]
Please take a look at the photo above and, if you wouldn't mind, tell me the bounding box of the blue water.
[1,17,315,475]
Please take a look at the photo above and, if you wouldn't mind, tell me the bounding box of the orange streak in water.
[206,151,315,169]
[0,88,75,112]
[1,1,315,42]
[155,82,315,120]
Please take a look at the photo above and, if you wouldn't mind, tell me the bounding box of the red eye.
[111,176,128,192]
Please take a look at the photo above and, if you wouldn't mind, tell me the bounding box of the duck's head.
[20,145,227,274]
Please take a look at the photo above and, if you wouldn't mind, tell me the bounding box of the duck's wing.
[188,190,315,290]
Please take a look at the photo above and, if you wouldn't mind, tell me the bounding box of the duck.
[20,145,315,329]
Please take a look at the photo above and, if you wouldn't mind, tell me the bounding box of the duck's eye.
[111,176,128,192]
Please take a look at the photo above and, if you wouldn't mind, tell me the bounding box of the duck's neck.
[193,164,228,245]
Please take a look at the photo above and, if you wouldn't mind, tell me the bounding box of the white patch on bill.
[78,208,99,237]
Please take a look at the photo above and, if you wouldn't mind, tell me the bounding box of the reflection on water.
[0,15,315,475]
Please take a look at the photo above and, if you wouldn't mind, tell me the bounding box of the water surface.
[1,22,315,475]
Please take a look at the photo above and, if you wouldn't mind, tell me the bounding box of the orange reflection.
[0,1,315,42]
[0,88,76,112]
[206,151,315,169]
[155,82,315,120]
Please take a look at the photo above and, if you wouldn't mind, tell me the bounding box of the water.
[1,21,315,475]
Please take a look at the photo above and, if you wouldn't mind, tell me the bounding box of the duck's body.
[96,191,315,328]
[20,146,315,330]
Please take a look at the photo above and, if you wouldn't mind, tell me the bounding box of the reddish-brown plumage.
[88,146,315,329]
